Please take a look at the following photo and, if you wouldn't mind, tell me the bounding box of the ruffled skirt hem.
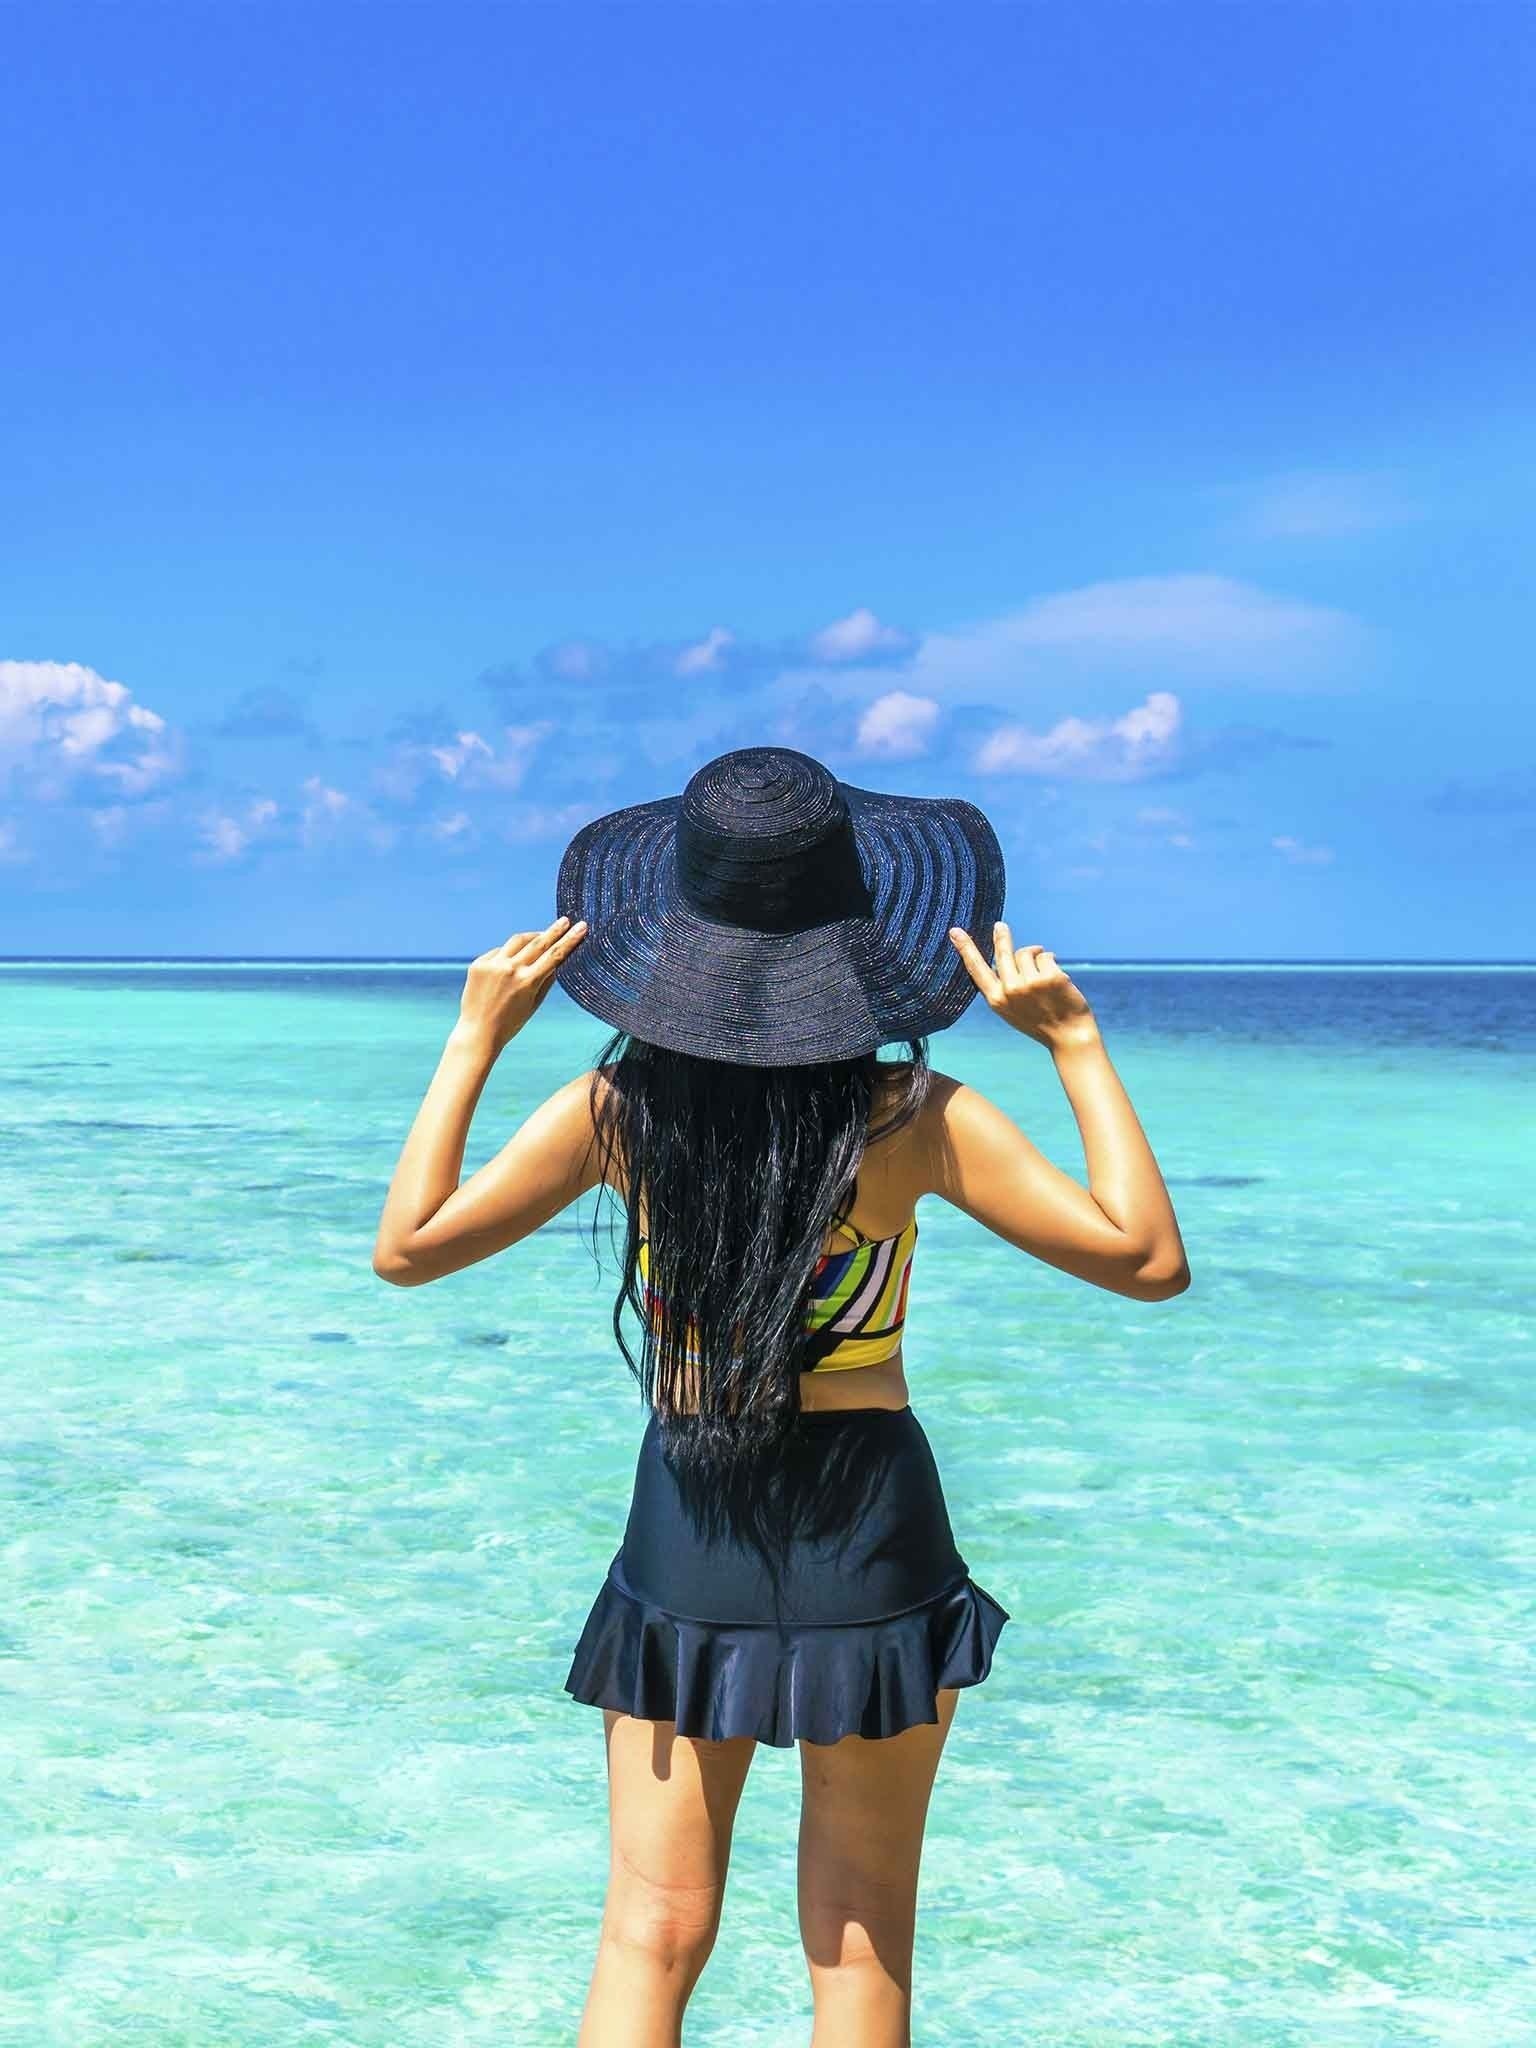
[563,1563,1011,1748]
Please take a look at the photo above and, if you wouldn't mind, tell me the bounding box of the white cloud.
[300,777,349,847]
[675,627,734,676]
[1243,470,1421,539]
[957,574,1355,672]
[90,805,133,849]
[494,721,555,787]
[545,640,604,682]
[974,691,1182,781]
[0,659,181,800]
[1134,803,1196,848]
[197,781,398,863]
[809,607,907,662]
[1272,833,1335,865]
[855,690,940,761]
[503,800,591,842]
[201,816,250,862]
[431,810,473,843]
[297,778,394,856]
[380,720,554,804]
[429,731,494,780]
[427,726,552,789]
[198,795,279,864]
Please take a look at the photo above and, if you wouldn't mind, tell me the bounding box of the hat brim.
[553,781,1006,1065]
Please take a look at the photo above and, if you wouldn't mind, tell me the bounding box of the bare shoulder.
[885,1065,1021,1200]
[583,1061,627,1194]
[502,1066,619,1192]
[865,1061,978,1203]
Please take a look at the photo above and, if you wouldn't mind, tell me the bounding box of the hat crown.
[676,748,875,933]
[682,747,836,848]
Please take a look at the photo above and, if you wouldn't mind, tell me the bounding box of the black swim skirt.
[563,1404,1010,1747]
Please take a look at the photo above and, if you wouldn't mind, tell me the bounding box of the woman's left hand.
[453,916,588,1056]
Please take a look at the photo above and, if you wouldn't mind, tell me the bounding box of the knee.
[601,1865,723,1980]
[799,1872,916,1986]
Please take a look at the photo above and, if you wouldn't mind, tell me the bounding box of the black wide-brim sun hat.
[554,746,1006,1065]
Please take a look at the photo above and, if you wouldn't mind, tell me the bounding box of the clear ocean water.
[2,960,1532,2048]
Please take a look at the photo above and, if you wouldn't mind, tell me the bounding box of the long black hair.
[584,1032,929,1549]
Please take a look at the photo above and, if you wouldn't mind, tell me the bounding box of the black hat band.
[674,807,876,934]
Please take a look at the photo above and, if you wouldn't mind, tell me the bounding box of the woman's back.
[608,1047,1190,1413]
[618,1059,925,1411]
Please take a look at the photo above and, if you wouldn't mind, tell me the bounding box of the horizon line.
[3,954,1533,968]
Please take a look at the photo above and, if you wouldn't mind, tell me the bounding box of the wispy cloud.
[675,627,735,676]
[926,574,1361,683]
[376,719,554,802]
[429,809,474,846]
[1271,833,1335,865]
[196,778,400,862]
[304,777,397,855]
[543,640,608,683]
[197,795,280,864]
[214,686,319,741]
[1239,470,1423,540]
[1132,804,1196,848]
[89,803,158,850]
[1428,767,1536,815]
[300,777,349,847]
[503,800,592,842]
[91,807,131,848]
[428,731,494,779]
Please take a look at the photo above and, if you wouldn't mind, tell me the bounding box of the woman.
[372,747,1189,2047]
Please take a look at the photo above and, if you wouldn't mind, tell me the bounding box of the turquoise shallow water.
[2,962,1532,2046]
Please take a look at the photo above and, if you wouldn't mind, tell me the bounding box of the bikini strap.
[828,1172,871,1246]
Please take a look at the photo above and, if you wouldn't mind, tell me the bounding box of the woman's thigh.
[599,1709,758,1945]
[795,1686,960,1978]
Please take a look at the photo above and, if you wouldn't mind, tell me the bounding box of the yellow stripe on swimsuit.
[637,1212,918,1372]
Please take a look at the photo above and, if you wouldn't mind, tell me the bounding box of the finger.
[949,926,1004,1004]
[1018,943,1049,977]
[533,918,587,971]
[506,917,569,960]
[1034,949,1059,977]
[993,919,1022,995]
[499,930,543,957]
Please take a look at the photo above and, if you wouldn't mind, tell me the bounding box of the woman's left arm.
[371,917,601,1287]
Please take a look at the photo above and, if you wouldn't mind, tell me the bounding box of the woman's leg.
[796,1686,961,2048]
[578,1709,758,2048]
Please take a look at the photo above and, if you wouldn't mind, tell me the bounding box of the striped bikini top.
[636,1208,919,1373]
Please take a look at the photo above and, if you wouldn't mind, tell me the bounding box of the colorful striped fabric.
[637,1211,918,1373]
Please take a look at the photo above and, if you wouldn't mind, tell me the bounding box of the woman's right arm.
[921,924,1190,1303]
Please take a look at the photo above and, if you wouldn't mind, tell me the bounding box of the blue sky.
[4,2,1532,959]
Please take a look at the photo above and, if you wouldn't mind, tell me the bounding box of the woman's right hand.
[949,921,1099,1049]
